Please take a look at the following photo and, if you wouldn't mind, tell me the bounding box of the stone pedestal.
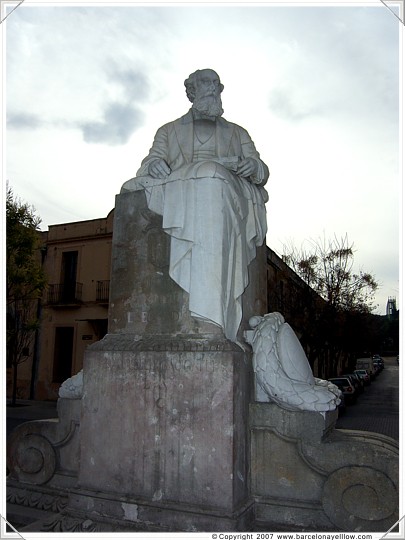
[75,337,252,530]
[72,190,266,530]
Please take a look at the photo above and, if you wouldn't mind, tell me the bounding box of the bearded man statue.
[121,68,269,343]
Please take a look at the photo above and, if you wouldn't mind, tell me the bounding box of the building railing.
[47,282,83,305]
[96,280,110,303]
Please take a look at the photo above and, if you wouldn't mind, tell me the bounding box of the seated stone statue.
[121,69,269,343]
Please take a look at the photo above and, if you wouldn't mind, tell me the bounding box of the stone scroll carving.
[244,312,341,412]
[322,464,398,530]
[7,399,81,487]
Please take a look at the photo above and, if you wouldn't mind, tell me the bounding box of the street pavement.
[335,356,399,440]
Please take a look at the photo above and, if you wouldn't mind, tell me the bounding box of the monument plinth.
[74,188,266,530]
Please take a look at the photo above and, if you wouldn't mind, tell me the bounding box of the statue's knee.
[195,161,220,178]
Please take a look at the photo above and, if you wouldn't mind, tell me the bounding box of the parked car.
[328,377,357,404]
[356,357,376,380]
[354,369,371,386]
[341,374,362,396]
[348,371,365,393]
[372,355,385,370]
[373,354,385,364]
[373,361,382,375]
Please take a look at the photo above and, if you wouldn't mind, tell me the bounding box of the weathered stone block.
[76,338,252,529]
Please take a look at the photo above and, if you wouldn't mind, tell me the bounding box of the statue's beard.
[192,94,224,118]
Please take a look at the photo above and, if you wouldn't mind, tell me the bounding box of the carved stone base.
[250,403,399,532]
[7,481,69,531]
[61,489,254,532]
[7,399,400,532]
[7,398,81,487]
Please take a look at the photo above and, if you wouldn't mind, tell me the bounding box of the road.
[335,356,399,441]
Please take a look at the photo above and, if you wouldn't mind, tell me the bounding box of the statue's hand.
[148,158,171,179]
[236,157,258,179]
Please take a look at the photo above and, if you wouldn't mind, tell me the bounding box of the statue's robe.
[122,110,269,342]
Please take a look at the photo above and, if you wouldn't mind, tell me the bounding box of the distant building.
[386,297,397,317]
[7,210,328,401]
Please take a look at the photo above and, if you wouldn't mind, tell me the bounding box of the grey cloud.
[7,112,42,129]
[108,67,149,102]
[7,93,146,146]
[80,102,144,145]
[78,66,149,145]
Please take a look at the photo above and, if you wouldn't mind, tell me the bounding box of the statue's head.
[184,69,224,102]
[184,69,224,118]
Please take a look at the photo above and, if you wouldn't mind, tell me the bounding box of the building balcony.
[47,283,83,306]
[96,280,110,304]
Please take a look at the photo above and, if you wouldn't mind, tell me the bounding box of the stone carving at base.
[250,403,399,532]
[321,463,398,530]
[41,515,109,533]
[7,398,81,488]
[245,312,340,412]
[7,484,68,513]
[8,432,57,485]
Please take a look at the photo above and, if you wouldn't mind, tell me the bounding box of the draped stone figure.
[245,313,341,412]
[121,69,269,342]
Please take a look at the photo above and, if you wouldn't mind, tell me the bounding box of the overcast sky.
[3,0,402,316]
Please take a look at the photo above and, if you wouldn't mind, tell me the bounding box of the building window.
[52,327,74,383]
[47,250,83,305]
[61,251,78,303]
[96,280,110,303]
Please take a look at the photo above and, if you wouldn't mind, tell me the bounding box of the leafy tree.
[282,235,379,377]
[6,187,47,405]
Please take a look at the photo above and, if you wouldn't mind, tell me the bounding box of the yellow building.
[7,211,114,401]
